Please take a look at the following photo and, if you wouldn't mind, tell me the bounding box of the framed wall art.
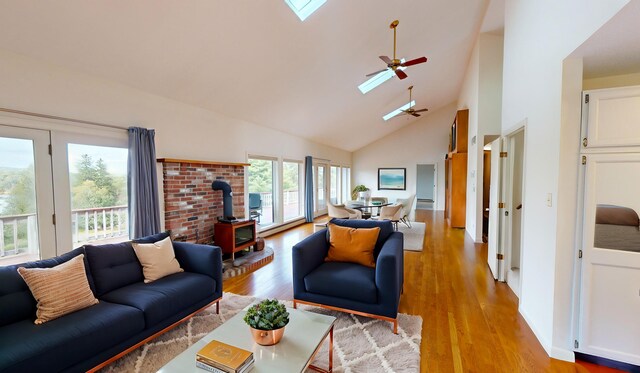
[378,168,406,190]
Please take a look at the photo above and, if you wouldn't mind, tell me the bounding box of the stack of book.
[195,340,254,373]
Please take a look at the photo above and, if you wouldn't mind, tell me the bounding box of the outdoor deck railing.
[72,205,128,245]
[0,205,129,259]
[0,213,38,258]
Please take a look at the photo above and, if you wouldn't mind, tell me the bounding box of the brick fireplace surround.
[159,159,247,244]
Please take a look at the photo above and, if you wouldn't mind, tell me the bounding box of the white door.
[487,138,506,281]
[313,163,328,217]
[576,153,640,365]
[0,125,56,264]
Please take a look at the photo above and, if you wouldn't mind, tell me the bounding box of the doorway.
[505,129,525,296]
[416,164,435,210]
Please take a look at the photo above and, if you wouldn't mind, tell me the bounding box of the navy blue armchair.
[292,219,404,333]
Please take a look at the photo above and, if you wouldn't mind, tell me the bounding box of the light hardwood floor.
[224,210,622,372]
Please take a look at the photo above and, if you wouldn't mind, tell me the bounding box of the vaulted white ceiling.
[0,0,488,151]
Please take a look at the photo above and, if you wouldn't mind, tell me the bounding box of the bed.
[594,204,640,253]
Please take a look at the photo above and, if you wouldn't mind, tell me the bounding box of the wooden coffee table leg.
[308,325,334,373]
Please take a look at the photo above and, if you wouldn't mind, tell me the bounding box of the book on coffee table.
[196,340,253,373]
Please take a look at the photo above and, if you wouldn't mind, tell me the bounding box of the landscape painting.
[378,168,406,190]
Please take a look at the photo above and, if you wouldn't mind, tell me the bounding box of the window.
[0,123,128,264]
[283,161,303,221]
[330,166,339,204]
[285,0,326,21]
[0,131,51,265]
[248,157,277,228]
[67,144,128,246]
[342,166,351,202]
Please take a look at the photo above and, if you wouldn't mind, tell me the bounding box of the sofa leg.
[216,301,220,314]
[393,319,398,334]
[293,300,297,309]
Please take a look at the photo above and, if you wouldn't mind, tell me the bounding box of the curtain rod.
[0,107,127,131]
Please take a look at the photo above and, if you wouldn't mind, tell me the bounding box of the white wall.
[458,33,504,241]
[501,0,629,360]
[352,103,456,214]
[0,49,351,166]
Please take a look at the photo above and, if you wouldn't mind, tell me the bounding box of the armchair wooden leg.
[293,300,297,309]
[393,319,398,334]
[216,301,220,314]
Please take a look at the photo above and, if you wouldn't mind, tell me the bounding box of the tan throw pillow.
[132,236,183,283]
[18,254,98,325]
[325,224,380,268]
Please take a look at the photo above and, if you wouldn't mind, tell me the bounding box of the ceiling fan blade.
[379,56,393,65]
[411,113,421,117]
[413,108,429,113]
[395,69,408,79]
[366,68,389,77]
[401,57,428,67]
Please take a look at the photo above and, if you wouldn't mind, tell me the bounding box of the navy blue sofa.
[0,233,223,373]
[292,219,403,333]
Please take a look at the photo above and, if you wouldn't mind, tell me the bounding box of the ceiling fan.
[399,86,428,117]
[366,20,428,80]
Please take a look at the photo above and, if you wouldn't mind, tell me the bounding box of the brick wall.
[162,161,245,243]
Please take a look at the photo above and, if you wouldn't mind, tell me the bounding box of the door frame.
[503,126,527,296]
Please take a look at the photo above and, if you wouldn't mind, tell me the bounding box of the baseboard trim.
[519,306,553,357]
[575,352,640,372]
[551,346,575,362]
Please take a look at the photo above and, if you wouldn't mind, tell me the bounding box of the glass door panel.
[0,126,55,264]
[67,144,128,246]
[314,164,328,216]
[330,166,339,204]
[283,161,302,221]
[248,158,276,229]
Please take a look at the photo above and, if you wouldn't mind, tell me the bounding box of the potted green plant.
[243,299,290,346]
[351,185,370,200]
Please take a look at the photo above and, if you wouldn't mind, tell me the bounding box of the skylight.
[285,0,326,21]
[358,59,406,94]
[383,101,415,121]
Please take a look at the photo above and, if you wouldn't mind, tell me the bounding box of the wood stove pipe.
[211,180,234,220]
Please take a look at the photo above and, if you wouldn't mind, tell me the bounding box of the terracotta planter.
[249,326,285,346]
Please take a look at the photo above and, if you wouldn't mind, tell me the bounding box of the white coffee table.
[158,306,336,373]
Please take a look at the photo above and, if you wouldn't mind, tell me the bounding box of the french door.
[0,125,55,264]
[0,123,128,265]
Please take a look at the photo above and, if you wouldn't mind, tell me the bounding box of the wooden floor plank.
[223,210,625,372]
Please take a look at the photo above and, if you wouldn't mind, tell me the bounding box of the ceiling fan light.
[359,59,406,94]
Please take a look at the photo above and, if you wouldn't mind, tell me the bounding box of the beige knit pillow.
[132,236,183,283]
[18,254,98,325]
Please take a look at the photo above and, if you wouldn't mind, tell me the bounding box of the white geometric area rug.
[100,293,422,373]
[398,222,426,252]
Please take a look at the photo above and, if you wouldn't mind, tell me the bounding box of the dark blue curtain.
[304,156,314,222]
[128,127,161,239]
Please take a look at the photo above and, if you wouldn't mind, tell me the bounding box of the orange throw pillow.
[325,224,380,268]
